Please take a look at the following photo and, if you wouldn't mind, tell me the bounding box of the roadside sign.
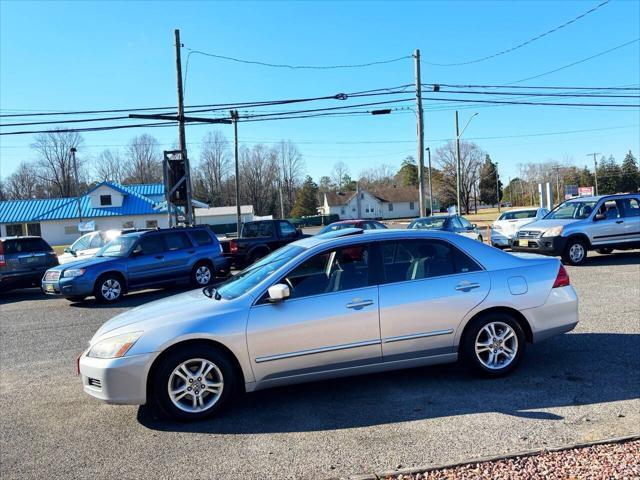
[565,185,578,198]
[578,186,595,196]
[78,220,95,232]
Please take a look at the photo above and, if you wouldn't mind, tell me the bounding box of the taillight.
[230,240,238,253]
[553,264,570,288]
[0,242,5,267]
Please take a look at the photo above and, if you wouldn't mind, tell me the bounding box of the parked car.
[78,228,578,421]
[319,219,387,234]
[0,236,59,291]
[58,229,147,264]
[408,215,483,242]
[219,219,305,268]
[491,208,549,249]
[510,193,640,265]
[42,227,229,303]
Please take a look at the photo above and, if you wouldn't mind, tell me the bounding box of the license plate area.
[518,239,529,247]
[44,283,55,293]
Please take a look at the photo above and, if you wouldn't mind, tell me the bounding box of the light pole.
[496,161,501,213]
[70,147,82,226]
[455,111,478,214]
[426,147,433,216]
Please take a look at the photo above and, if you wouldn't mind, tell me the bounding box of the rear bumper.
[79,351,156,405]
[490,231,511,247]
[1,270,46,289]
[510,235,566,256]
[522,285,579,343]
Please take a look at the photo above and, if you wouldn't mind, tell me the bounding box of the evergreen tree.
[620,150,640,193]
[341,174,357,191]
[478,155,502,206]
[290,176,319,218]
[578,166,595,188]
[396,156,418,187]
[598,155,622,194]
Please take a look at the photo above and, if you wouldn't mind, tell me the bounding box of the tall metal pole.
[426,147,433,215]
[70,147,82,225]
[496,161,501,213]
[588,153,600,195]
[174,29,193,226]
[414,49,426,217]
[231,110,241,238]
[554,164,561,205]
[455,110,461,214]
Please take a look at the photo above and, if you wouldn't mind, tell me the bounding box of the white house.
[195,205,255,225]
[319,186,435,220]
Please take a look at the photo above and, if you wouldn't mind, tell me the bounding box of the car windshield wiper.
[203,286,221,300]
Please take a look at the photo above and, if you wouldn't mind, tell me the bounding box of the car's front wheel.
[191,262,213,287]
[562,237,588,265]
[152,345,237,421]
[94,275,124,303]
[462,313,526,377]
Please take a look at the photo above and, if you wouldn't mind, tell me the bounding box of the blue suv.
[42,227,229,303]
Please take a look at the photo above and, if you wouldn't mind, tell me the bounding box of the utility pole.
[455,110,462,214]
[426,147,433,215]
[278,143,285,219]
[587,153,600,195]
[70,147,82,225]
[554,164,561,206]
[414,49,426,217]
[496,161,500,213]
[231,110,241,238]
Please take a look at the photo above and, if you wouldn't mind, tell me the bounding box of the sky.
[1,0,639,186]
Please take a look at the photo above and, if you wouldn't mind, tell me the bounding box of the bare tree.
[435,140,484,213]
[240,144,278,216]
[5,161,45,199]
[124,134,162,184]
[195,131,232,205]
[31,129,84,197]
[94,149,126,183]
[275,140,305,216]
[330,161,351,190]
[359,163,395,188]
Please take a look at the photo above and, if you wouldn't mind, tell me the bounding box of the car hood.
[49,255,117,271]
[91,288,233,342]
[517,218,579,232]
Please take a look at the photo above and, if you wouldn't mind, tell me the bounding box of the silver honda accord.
[79,228,578,421]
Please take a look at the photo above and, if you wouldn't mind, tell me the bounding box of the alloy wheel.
[474,321,518,370]
[101,279,121,301]
[195,265,212,285]
[569,243,585,263]
[167,358,224,413]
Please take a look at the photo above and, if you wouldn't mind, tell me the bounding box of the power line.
[421,0,612,66]
[507,38,640,84]
[434,89,640,99]
[429,83,640,91]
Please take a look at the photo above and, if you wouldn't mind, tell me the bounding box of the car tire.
[151,344,237,421]
[191,261,213,287]
[94,274,124,303]
[462,312,526,378]
[562,237,588,266]
[66,296,86,302]
[596,248,613,255]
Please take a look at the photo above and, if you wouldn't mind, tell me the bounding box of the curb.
[337,433,640,480]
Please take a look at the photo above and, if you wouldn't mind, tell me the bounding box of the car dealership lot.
[1,252,638,479]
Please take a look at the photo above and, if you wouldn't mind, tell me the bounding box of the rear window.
[2,238,52,254]
[498,210,537,220]
[189,229,214,246]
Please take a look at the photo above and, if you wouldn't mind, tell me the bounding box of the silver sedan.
[79,228,578,421]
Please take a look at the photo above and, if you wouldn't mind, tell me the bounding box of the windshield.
[546,201,597,220]
[70,233,92,252]
[214,245,305,300]
[409,217,447,230]
[96,236,138,257]
[319,223,357,234]
[498,210,537,220]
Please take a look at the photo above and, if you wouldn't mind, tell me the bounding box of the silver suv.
[510,193,640,265]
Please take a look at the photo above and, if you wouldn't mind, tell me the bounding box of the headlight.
[87,332,143,359]
[542,226,564,237]
[63,268,86,278]
[492,224,502,230]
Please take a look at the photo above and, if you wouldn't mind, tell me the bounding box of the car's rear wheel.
[596,247,613,255]
[94,275,124,303]
[191,262,213,286]
[152,345,237,421]
[462,313,526,377]
[562,238,588,265]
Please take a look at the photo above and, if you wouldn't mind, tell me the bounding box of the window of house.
[388,203,394,211]
[100,195,112,206]
[64,225,79,235]
[6,224,24,236]
[26,223,41,236]
[409,202,415,210]
[122,221,134,229]
[146,220,158,229]
[341,208,346,215]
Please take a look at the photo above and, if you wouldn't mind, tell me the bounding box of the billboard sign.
[578,186,595,197]
[78,220,95,232]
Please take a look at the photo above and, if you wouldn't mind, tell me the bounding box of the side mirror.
[594,213,606,221]
[268,283,290,302]
[471,224,477,229]
[64,247,75,255]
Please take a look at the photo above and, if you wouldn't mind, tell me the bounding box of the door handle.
[455,282,480,292]
[346,300,374,309]
[154,255,164,260]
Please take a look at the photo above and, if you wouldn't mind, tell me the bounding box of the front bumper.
[79,351,156,405]
[41,275,95,297]
[509,235,567,256]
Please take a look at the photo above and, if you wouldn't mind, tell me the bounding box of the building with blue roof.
[0,182,172,246]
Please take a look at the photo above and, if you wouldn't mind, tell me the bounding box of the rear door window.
[277,221,297,237]
[620,198,640,217]
[164,232,192,251]
[189,229,214,246]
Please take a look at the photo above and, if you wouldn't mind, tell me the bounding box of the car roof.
[0,236,43,241]
[566,193,639,203]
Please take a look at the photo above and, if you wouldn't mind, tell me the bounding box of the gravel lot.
[1,251,639,479]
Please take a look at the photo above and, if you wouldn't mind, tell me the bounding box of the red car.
[318,219,387,234]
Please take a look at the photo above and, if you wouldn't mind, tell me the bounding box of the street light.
[455,111,479,214]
